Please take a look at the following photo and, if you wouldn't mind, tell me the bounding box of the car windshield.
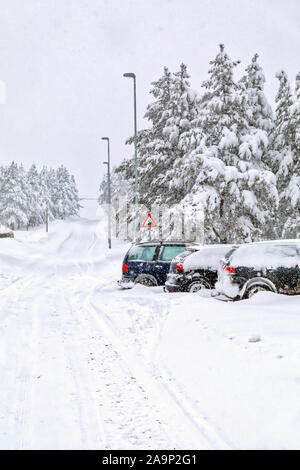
[159,245,186,261]
[127,245,157,261]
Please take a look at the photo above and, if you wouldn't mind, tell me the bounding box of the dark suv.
[119,241,198,287]
[216,240,300,299]
[165,244,237,292]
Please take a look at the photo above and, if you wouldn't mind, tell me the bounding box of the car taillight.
[223,266,235,274]
[122,263,128,273]
[176,263,184,272]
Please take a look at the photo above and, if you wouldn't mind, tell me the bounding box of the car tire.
[187,279,211,293]
[134,274,158,287]
[244,284,272,299]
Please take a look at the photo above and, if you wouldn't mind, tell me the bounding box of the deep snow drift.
[0,209,299,449]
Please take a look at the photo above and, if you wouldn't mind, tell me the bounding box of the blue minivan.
[119,241,197,287]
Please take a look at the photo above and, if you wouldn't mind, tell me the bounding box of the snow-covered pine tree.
[117,67,174,209]
[0,162,30,230]
[98,166,129,207]
[124,64,198,207]
[239,54,274,166]
[291,72,300,151]
[182,45,278,243]
[98,65,199,237]
[54,166,80,219]
[26,163,43,228]
[38,166,56,224]
[238,54,277,238]
[0,163,80,230]
[272,71,294,170]
[160,63,199,204]
[273,71,300,238]
[70,174,81,213]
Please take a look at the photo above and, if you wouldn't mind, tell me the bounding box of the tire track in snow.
[55,284,107,449]
[83,288,217,449]
[66,272,230,449]
[1,272,106,449]
[87,283,232,450]
[0,275,41,449]
[65,279,171,449]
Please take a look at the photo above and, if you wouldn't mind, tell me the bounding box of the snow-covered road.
[0,215,299,449]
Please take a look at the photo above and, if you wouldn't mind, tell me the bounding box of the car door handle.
[155,265,163,268]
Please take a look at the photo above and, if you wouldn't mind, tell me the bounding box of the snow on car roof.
[229,242,300,268]
[245,239,300,245]
[183,244,236,271]
[134,240,199,246]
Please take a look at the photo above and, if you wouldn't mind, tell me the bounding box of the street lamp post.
[102,136,111,249]
[123,72,139,240]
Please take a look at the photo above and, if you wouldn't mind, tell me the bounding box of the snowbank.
[159,292,300,449]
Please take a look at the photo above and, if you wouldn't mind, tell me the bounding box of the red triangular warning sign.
[142,212,158,228]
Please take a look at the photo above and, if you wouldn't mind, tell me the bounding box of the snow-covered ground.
[0,207,299,450]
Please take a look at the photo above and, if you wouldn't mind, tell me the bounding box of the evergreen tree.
[0,162,30,230]
[69,174,81,216]
[27,163,42,228]
[290,72,300,164]
[54,166,80,219]
[290,72,300,150]
[0,163,80,230]
[98,46,298,243]
[118,67,174,209]
[239,54,274,169]
[160,63,199,204]
[273,71,300,238]
[183,45,278,243]
[39,166,56,223]
[124,64,198,207]
[240,54,273,131]
[98,166,129,207]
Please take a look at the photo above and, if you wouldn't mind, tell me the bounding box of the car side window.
[267,245,297,257]
[159,245,186,261]
[128,245,157,261]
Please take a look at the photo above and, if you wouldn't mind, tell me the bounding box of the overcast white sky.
[0,0,299,197]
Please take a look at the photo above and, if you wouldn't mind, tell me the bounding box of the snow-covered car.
[0,225,14,238]
[216,240,300,300]
[118,241,199,288]
[165,244,237,293]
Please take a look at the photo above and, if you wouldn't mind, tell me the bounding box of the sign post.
[142,213,158,241]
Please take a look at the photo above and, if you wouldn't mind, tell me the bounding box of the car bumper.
[164,280,186,292]
[164,285,184,293]
[164,273,187,292]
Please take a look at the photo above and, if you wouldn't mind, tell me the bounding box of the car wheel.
[187,279,211,293]
[134,275,158,287]
[245,285,272,299]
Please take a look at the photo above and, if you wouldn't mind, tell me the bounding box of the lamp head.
[123,72,135,79]
[101,137,109,141]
